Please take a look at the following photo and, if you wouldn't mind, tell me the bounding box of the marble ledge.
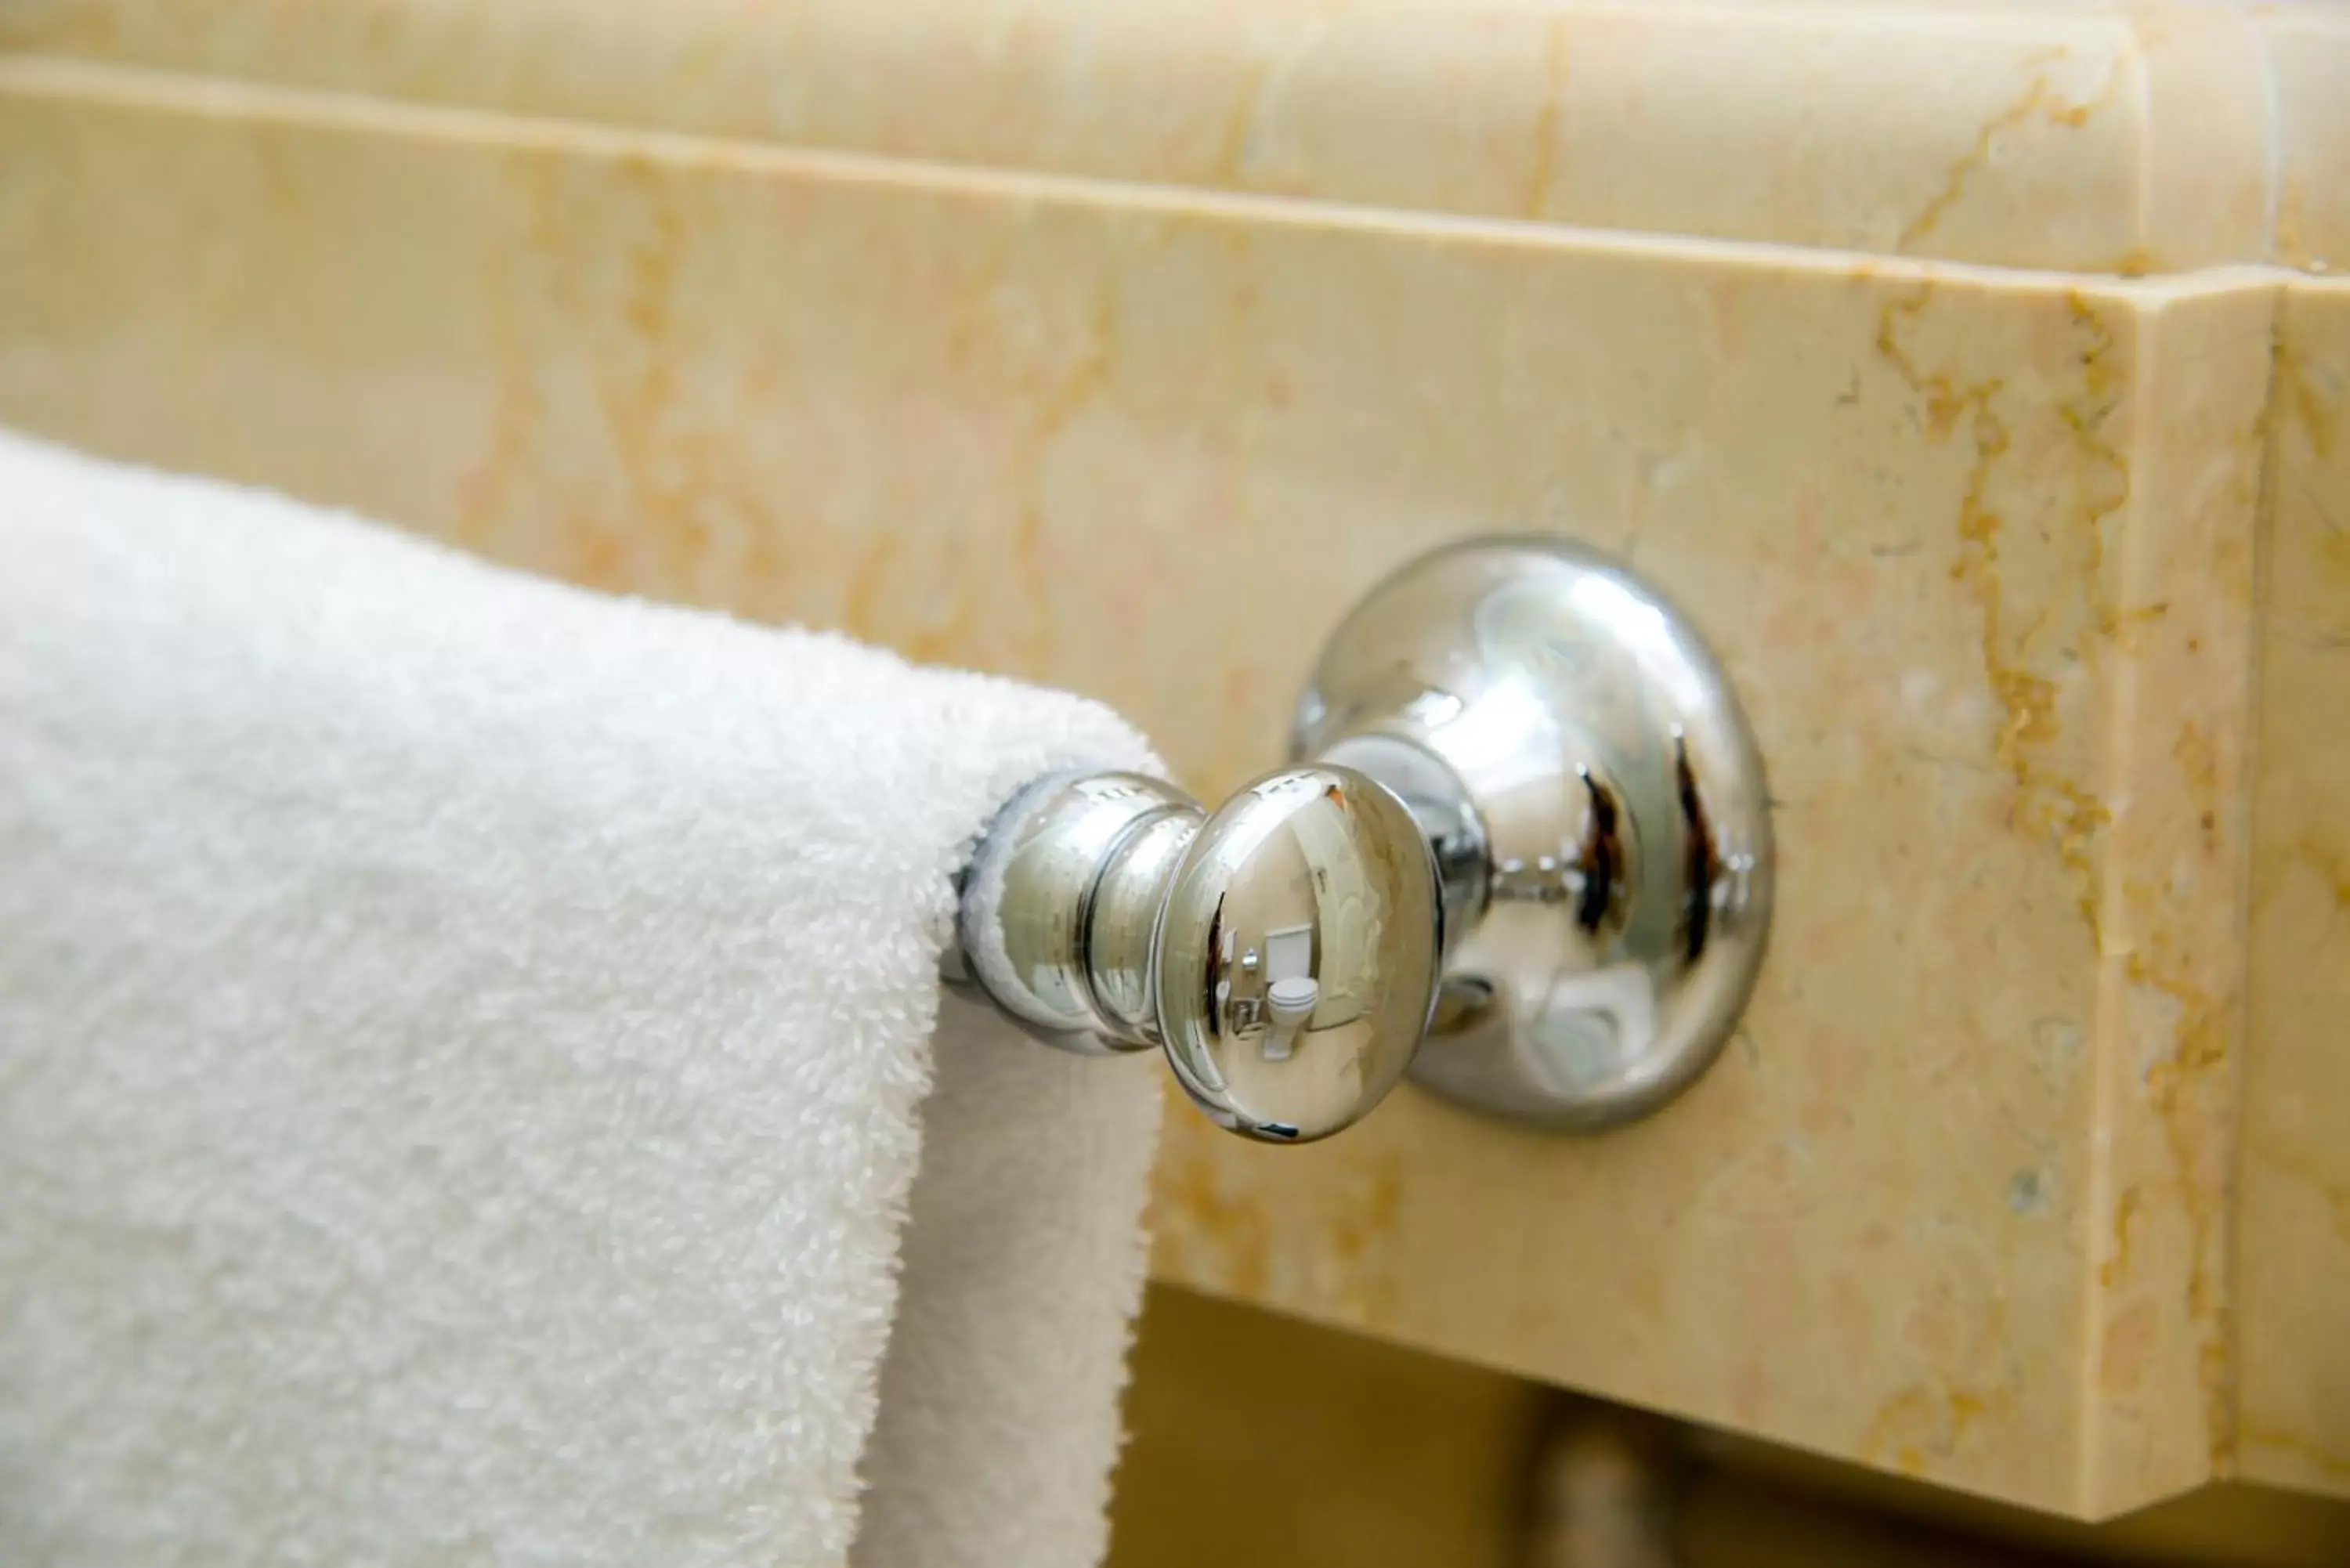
[3,0,2341,274]
[0,49,2316,314]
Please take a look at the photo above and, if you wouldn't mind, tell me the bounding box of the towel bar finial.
[952,537,1773,1143]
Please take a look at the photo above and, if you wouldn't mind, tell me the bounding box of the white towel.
[0,429,1164,1568]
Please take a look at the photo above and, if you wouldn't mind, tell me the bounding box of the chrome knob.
[1156,768,1441,1141]
[953,535,1773,1141]
[955,764,1441,1142]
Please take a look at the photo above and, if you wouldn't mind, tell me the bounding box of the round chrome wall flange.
[1292,537,1773,1130]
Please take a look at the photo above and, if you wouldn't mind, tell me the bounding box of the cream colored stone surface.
[2237,276,2350,1498]
[0,53,2299,1519]
[2262,6,2350,276]
[0,0,2290,273]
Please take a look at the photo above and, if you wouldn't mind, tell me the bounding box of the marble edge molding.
[0,49,2312,311]
[0,0,2340,278]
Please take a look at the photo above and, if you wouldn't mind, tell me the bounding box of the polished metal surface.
[1296,537,1773,1129]
[953,534,1771,1139]
[1154,766,1441,1141]
[955,771,1198,1054]
[956,763,1443,1140]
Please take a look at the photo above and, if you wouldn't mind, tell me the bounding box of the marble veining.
[2238,276,2350,1497]
[0,0,2327,273]
[0,2,2334,1523]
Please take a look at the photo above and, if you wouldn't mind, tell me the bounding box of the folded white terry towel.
[0,429,1164,1568]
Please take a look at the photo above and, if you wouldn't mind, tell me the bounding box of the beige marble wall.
[2265,9,2350,274]
[0,53,2294,1518]
[2238,278,2350,1497]
[0,0,2295,273]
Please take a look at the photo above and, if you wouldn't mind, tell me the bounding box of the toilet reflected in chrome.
[1153,767,1439,1141]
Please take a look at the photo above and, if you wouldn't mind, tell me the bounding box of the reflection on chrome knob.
[953,764,1442,1142]
[1155,767,1441,1141]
